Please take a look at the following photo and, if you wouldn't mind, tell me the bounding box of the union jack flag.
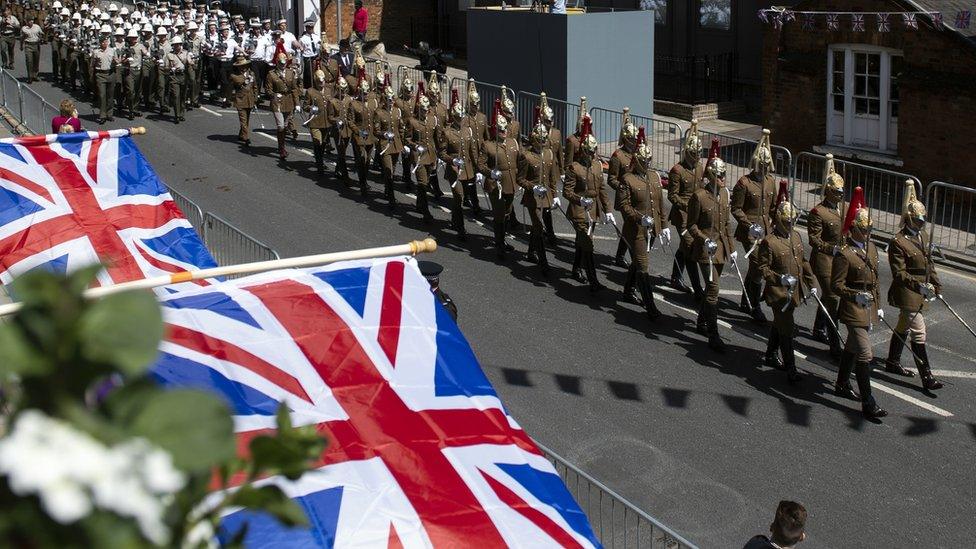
[851,13,865,31]
[0,130,216,291]
[903,12,918,30]
[154,258,601,547]
[802,13,816,30]
[957,10,972,29]
[877,13,890,32]
[826,13,839,30]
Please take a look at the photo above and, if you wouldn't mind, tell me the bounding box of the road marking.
[931,369,976,379]
[199,106,223,117]
[870,383,953,416]
[927,342,976,365]
[554,232,616,241]
[254,132,313,156]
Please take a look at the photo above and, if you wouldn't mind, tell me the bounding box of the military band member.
[461,78,489,216]
[538,92,562,244]
[154,26,171,114]
[563,115,611,290]
[229,54,256,146]
[758,182,819,383]
[327,76,353,180]
[61,12,80,87]
[20,15,43,83]
[298,17,319,88]
[609,107,637,270]
[688,140,734,352]
[731,129,777,323]
[618,127,668,320]
[265,52,300,161]
[407,86,439,224]
[1,8,20,70]
[49,5,67,80]
[395,77,415,189]
[164,35,190,123]
[374,76,407,209]
[302,68,332,172]
[349,76,378,199]
[667,119,705,300]
[121,28,146,119]
[518,112,559,275]
[139,24,157,111]
[91,29,117,123]
[831,187,887,419]
[807,154,846,360]
[185,21,202,108]
[435,89,478,238]
[883,180,943,390]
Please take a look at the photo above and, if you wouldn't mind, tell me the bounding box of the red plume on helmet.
[580,116,593,142]
[490,98,501,139]
[273,40,286,65]
[415,81,425,106]
[451,88,459,109]
[384,72,392,90]
[776,179,790,206]
[703,138,721,174]
[533,106,541,127]
[636,126,646,146]
[842,186,866,234]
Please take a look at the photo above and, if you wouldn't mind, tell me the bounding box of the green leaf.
[0,322,50,376]
[129,389,236,473]
[226,485,308,528]
[67,264,105,296]
[9,269,69,306]
[78,290,164,375]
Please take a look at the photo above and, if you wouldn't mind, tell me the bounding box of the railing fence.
[203,212,281,274]
[168,187,205,235]
[926,181,976,261]
[590,107,685,173]
[450,77,511,124]
[686,128,793,187]
[516,90,580,145]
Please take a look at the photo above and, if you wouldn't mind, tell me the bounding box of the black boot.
[912,342,943,390]
[670,250,693,295]
[451,203,466,241]
[621,264,641,305]
[686,257,705,302]
[586,252,604,293]
[834,351,859,401]
[429,173,444,198]
[494,221,507,260]
[543,208,557,245]
[416,187,433,224]
[613,238,629,267]
[883,334,916,377]
[358,166,370,199]
[764,330,784,370]
[571,247,587,283]
[384,175,397,211]
[707,303,726,353]
[827,323,842,363]
[696,301,708,335]
[812,308,829,343]
[313,144,324,173]
[855,361,887,419]
[780,337,800,384]
[637,272,662,320]
[748,281,767,324]
[534,231,550,276]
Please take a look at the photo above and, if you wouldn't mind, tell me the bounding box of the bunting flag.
[877,13,890,32]
[957,10,972,29]
[757,9,768,23]
[782,10,796,23]
[801,13,815,30]
[826,13,839,30]
[903,12,918,29]
[771,13,783,29]
[852,13,865,31]
[934,11,943,26]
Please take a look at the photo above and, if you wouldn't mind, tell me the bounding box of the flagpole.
[0,127,147,145]
[0,238,437,317]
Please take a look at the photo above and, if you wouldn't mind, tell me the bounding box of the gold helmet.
[531,105,549,146]
[466,78,480,111]
[359,77,370,96]
[353,47,366,75]
[902,179,926,225]
[619,107,637,146]
[500,85,515,116]
[822,153,845,197]
[634,126,651,165]
[313,69,325,84]
[773,180,798,232]
[490,99,506,137]
[682,118,701,164]
[749,129,775,173]
[575,96,588,134]
[842,186,872,235]
[427,71,440,97]
[703,139,726,183]
[337,75,349,91]
[539,92,553,124]
[450,88,463,119]
[399,77,413,99]
[580,116,597,154]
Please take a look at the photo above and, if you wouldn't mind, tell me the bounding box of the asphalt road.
[11,53,976,548]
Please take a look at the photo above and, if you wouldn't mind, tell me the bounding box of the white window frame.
[826,44,902,154]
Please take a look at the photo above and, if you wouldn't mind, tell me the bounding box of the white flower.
[39,479,92,523]
[141,447,186,494]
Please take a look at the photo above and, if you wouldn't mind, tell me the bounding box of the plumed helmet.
[620,107,637,144]
[539,92,553,123]
[635,126,652,164]
[399,77,412,98]
[774,179,798,229]
[427,71,440,95]
[337,75,348,90]
[531,105,548,145]
[414,80,426,109]
[575,96,588,134]
[842,186,871,234]
[490,98,502,138]
[313,69,325,82]
[822,153,845,196]
[495,111,509,135]
[385,81,396,100]
[450,88,463,118]
[500,85,515,116]
[466,78,480,109]
[704,138,726,182]
[749,129,775,173]
[418,93,430,112]
[902,179,926,224]
[682,119,702,164]
[360,77,370,95]
[275,51,287,65]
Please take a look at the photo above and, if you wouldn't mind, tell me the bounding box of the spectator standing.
[352,1,368,42]
[743,501,807,549]
[551,0,567,14]
[51,99,82,134]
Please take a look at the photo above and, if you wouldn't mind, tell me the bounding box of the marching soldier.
[461,78,488,216]
[154,26,171,114]
[164,35,190,123]
[436,89,479,239]
[608,107,637,270]
[60,12,79,87]
[499,85,520,142]
[48,4,66,80]
[807,154,846,360]
[667,119,705,300]
[618,127,668,319]
[478,99,525,260]
[407,84,439,224]
[349,76,378,199]
[120,29,145,119]
[303,68,332,172]
[563,114,611,290]
[425,71,448,198]
[265,51,300,162]
[883,180,943,390]
[139,24,157,111]
[20,14,43,83]
[229,54,256,146]
[518,111,559,275]
[538,92,562,244]
[731,129,778,323]
[185,21,202,108]
[757,182,819,383]
[90,28,117,123]
[1,8,20,70]
[395,77,415,189]
[832,187,887,419]
[327,75,353,181]
[374,75,407,209]
[688,140,735,352]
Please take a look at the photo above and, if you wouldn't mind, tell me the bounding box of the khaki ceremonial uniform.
[667,159,705,293]
[155,40,172,111]
[519,146,559,269]
[0,15,19,69]
[230,68,257,142]
[141,38,158,109]
[266,67,300,158]
[395,95,415,182]
[832,240,881,362]
[408,111,441,220]
[121,43,147,117]
[731,171,777,312]
[888,228,941,343]
[808,199,845,349]
[607,146,635,264]
[436,123,478,232]
[20,22,42,81]
[327,94,354,178]
[462,110,490,212]
[91,46,117,120]
[304,86,331,168]
[373,103,407,203]
[688,185,734,302]
[479,135,525,253]
[619,170,666,276]
[163,49,190,121]
[563,156,610,270]
[759,230,818,336]
[349,94,378,194]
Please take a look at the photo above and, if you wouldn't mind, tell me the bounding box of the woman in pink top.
[51,99,82,134]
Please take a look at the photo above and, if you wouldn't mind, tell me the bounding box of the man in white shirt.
[250,26,271,94]
[276,18,298,56]
[216,23,238,106]
[298,17,319,88]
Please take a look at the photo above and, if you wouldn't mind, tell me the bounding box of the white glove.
[877,308,885,321]
[275,92,282,99]
[551,196,561,208]
[294,105,301,113]
[809,287,819,299]
[919,282,936,300]
[640,215,653,228]
[560,174,565,183]
[532,184,548,198]
[417,144,426,155]
[452,157,463,168]
[401,145,410,155]
[729,250,737,262]
[855,292,874,308]
[605,213,616,225]
[475,172,485,185]
[660,227,672,244]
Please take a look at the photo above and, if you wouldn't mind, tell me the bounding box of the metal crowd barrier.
[1,69,23,123]
[450,76,511,121]
[926,181,976,261]
[791,151,920,237]
[590,107,684,173]
[394,65,451,105]
[203,212,281,273]
[536,442,698,549]
[167,187,205,235]
[516,90,580,144]
[20,85,56,136]
[686,127,793,187]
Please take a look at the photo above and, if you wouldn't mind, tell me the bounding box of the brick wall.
[761,0,976,185]
[320,0,436,49]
